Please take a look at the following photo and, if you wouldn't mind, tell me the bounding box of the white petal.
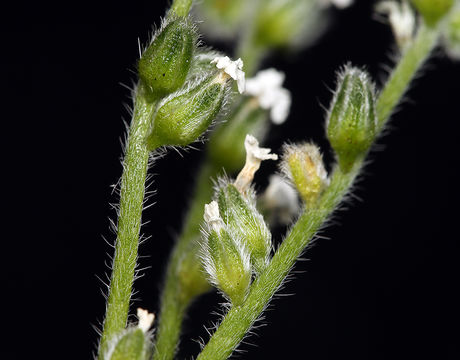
[137,308,154,333]
[234,135,278,193]
[244,68,291,124]
[211,56,246,93]
[204,201,224,232]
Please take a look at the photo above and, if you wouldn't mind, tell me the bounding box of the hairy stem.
[376,23,439,127]
[196,165,359,360]
[98,85,157,359]
[195,21,444,360]
[170,0,193,17]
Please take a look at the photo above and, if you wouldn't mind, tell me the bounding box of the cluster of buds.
[201,135,276,304]
[137,13,247,149]
[104,308,154,360]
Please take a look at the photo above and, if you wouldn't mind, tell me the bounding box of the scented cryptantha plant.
[96,0,459,359]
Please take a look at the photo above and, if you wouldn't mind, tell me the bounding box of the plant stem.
[170,0,193,17]
[376,23,439,127]
[98,85,157,359]
[196,165,359,360]
[195,20,444,360]
[153,161,219,360]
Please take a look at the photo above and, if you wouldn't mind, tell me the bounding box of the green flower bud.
[253,0,323,48]
[208,98,268,173]
[281,143,329,205]
[217,181,272,273]
[195,0,247,39]
[202,201,252,306]
[146,72,230,149]
[411,0,454,26]
[444,4,460,59]
[327,66,377,173]
[105,309,154,360]
[176,236,212,303]
[138,17,197,99]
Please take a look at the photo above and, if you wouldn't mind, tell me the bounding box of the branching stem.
[196,21,442,360]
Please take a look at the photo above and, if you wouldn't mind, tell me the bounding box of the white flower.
[245,68,292,124]
[319,0,354,9]
[376,1,416,49]
[234,134,278,193]
[204,201,224,232]
[211,56,245,93]
[137,308,154,333]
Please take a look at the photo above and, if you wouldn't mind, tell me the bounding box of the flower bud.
[253,0,323,48]
[327,66,377,173]
[217,181,272,273]
[443,4,460,59]
[202,201,251,306]
[207,98,268,173]
[411,0,454,26]
[146,73,230,149]
[138,17,197,99]
[281,143,329,205]
[195,0,247,39]
[105,308,154,360]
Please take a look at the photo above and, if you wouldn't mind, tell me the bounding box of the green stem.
[170,0,193,17]
[98,85,157,359]
[196,166,359,360]
[196,20,444,360]
[376,23,439,127]
[154,161,220,360]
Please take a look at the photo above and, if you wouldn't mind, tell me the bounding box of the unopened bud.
[146,72,230,149]
[281,143,329,205]
[202,201,251,306]
[411,0,454,26]
[253,0,321,48]
[327,66,377,173]
[217,181,272,273]
[208,98,268,173]
[138,17,196,99]
[105,310,154,360]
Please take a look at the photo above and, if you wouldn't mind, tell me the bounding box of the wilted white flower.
[376,0,416,49]
[234,134,278,193]
[211,56,245,93]
[137,308,154,333]
[204,201,224,232]
[245,68,292,124]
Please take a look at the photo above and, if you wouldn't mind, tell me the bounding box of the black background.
[3,0,459,359]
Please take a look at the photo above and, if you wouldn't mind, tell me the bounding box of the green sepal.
[176,236,213,303]
[217,182,271,273]
[411,0,454,26]
[138,17,197,100]
[107,328,150,360]
[208,98,268,173]
[146,74,229,149]
[206,225,251,306]
[327,66,377,173]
